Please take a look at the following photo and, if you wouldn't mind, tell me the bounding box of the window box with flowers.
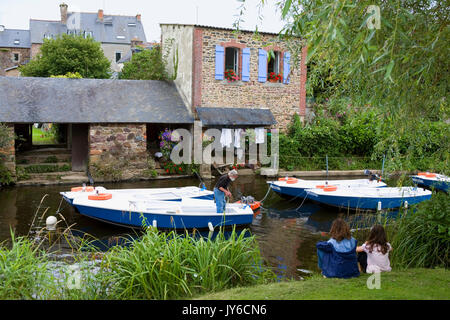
[268,72,282,83]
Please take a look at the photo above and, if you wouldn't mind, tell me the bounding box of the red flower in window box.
[268,72,282,83]
[224,69,239,82]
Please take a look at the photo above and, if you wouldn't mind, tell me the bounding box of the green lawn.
[32,126,58,145]
[195,268,449,300]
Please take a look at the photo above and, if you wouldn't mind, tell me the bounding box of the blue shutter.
[215,45,225,80]
[241,48,250,82]
[258,49,267,82]
[283,51,291,84]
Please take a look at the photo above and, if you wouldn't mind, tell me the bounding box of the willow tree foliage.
[237,0,449,171]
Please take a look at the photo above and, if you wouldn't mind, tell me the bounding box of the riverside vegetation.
[0,193,448,300]
[0,227,275,300]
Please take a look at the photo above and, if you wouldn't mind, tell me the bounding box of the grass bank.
[195,268,449,300]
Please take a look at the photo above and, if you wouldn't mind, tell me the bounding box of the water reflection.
[0,175,398,279]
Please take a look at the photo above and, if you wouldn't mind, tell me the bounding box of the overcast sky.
[0,0,285,42]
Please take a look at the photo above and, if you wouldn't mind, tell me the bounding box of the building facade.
[0,27,31,76]
[0,76,193,183]
[0,3,147,74]
[161,24,307,130]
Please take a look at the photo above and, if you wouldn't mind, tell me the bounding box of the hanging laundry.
[234,128,242,148]
[255,127,265,144]
[220,128,233,148]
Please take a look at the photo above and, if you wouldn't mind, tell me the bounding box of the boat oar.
[325,155,329,185]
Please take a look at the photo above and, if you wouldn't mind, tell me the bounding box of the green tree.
[119,46,168,80]
[237,0,449,172]
[20,34,110,78]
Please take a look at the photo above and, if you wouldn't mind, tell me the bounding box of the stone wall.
[0,47,30,76]
[0,124,16,178]
[195,27,306,130]
[88,124,148,181]
[160,24,194,109]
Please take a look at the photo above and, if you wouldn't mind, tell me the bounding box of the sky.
[0,0,286,42]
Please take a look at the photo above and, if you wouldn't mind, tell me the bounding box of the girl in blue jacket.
[316,218,360,278]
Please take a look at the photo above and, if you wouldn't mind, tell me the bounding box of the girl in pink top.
[356,225,393,273]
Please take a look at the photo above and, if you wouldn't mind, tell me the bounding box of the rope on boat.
[259,184,272,204]
[294,191,311,212]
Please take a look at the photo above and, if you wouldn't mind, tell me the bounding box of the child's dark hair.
[329,218,352,241]
[366,225,390,254]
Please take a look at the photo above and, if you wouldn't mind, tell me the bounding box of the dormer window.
[84,31,93,38]
[127,23,136,27]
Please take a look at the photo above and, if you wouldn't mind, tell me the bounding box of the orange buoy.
[323,186,338,192]
[278,177,297,182]
[425,173,436,178]
[71,186,94,192]
[286,178,298,184]
[316,185,326,189]
[235,200,261,212]
[88,193,112,200]
[417,172,428,176]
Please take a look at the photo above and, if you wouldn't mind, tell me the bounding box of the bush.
[391,193,450,269]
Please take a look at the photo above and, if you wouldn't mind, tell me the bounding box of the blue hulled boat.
[306,186,432,211]
[71,194,254,229]
[268,177,386,200]
[411,173,449,193]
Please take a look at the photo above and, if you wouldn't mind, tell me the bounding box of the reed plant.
[0,231,53,299]
[102,227,275,300]
[391,192,450,269]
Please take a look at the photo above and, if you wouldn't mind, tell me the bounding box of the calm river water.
[0,175,378,279]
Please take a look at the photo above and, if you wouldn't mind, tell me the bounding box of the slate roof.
[0,29,31,48]
[196,107,276,126]
[0,76,193,124]
[30,13,146,44]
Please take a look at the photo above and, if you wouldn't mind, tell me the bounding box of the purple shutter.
[215,45,225,80]
[283,51,290,84]
[258,49,267,82]
[241,48,250,82]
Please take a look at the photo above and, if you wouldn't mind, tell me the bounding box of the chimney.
[60,3,68,25]
[98,9,104,22]
[136,14,141,22]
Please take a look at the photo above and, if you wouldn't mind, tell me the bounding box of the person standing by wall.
[214,169,238,213]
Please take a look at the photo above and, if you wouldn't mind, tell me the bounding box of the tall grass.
[0,231,52,299]
[0,227,274,300]
[102,227,275,300]
[391,192,450,269]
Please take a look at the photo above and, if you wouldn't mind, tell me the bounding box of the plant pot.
[268,79,278,83]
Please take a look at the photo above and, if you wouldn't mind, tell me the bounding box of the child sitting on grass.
[316,218,359,278]
[356,224,393,273]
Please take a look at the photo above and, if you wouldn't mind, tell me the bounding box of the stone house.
[30,3,147,72]
[0,76,193,182]
[0,26,31,76]
[160,24,307,130]
[0,3,147,74]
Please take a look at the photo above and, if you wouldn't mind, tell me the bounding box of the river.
[0,175,380,279]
